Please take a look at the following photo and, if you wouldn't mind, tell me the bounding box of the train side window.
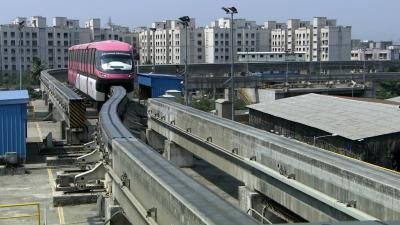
[90,49,94,74]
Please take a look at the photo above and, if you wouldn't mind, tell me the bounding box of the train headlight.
[100,73,107,78]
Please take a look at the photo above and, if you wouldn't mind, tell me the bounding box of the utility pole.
[222,6,238,120]
[150,28,156,73]
[18,20,25,90]
[178,16,190,105]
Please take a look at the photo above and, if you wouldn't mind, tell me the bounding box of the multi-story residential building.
[139,18,270,65]
[351,41,400,61]
[0,16,138,77]
[204,18,269,64]
[265,21,286,52]
[268,17,351,61]
[138,19,204,65]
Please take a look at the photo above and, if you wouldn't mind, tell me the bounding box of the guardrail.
[98,86,259,225]
[0,202,40,225]
[40,69,85,129]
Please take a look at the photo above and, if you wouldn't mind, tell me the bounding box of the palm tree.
[30,57,45,85]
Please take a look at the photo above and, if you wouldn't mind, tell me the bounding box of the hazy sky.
[1,0,399,41]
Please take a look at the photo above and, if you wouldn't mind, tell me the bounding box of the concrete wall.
[148,99,400,221]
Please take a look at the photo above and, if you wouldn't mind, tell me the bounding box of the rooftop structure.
[248,93,400,140]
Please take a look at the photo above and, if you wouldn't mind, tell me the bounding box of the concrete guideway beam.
[148,118,377,222]
[147,98,400,222]
[110,138,259,225]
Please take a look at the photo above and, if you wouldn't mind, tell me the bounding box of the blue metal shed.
[0,90,29,161]
[137,73,183,98]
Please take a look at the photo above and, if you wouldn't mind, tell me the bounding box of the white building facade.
[138,19,204,65]
[0,16,139,77]
[268,17,351,61]
[204,18,270,64]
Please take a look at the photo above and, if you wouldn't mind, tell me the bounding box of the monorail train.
[68,40,134,101]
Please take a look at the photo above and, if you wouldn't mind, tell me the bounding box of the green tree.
[30,57,45,85]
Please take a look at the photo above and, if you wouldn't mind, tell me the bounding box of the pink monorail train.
[68,40,134,101]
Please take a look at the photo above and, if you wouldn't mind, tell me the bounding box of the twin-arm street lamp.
[149,27,156,73]
[18,20,25,89]
[178,16,190,105]
[221,6,238,120]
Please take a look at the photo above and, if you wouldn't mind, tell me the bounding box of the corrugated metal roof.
[0,90,29,105]
[247,93,400,140]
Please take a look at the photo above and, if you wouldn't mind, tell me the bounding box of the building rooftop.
[0,90,29,105]
[247,93,400,140]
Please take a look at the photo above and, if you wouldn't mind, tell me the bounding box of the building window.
[32,32,37,39]
[48,41,53,46]
[3,32,7,38]
[11,32,15,38]
[197,55,202,60]
[64,33,68,38]
[48,33,53,38]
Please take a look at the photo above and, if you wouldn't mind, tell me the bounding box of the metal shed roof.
[0,90,29,105]
[247,93,400,140]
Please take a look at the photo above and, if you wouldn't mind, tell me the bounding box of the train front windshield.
[98,52,133,72]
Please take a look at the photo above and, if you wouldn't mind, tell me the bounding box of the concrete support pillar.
[238,186,286,224]
[239,186,264,214]
[163,140,193,167]
[66,128,84,145]
[146,129,165,153]
[103,198,131,225]
[224,88,230,100]
[215,99,232,119]
[363,82,376,98]
[61,121,67,140]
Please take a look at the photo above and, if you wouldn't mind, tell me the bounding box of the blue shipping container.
[0,90,29,161]
[138,73,183,98]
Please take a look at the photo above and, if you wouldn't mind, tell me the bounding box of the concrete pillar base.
[163,140,193,167]
[239,186,264,214]
[66,128,84,145]
[146,129,165,153]
[239,186,287,224]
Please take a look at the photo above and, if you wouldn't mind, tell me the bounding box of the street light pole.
[18,20,25,90]
[150,28,156,73]
[362,48,366,84]
[222,6,238,121]
[178,16,190,105]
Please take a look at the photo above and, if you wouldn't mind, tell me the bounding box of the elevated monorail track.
[98,86,259,225]
[40,69,86,129]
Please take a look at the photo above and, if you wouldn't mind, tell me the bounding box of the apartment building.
[268,17,351,61]
[0,16,139,76]
[204,18,269,63]
[351,41,400,61]
[138,19,204,65]
[0,16,91,74]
